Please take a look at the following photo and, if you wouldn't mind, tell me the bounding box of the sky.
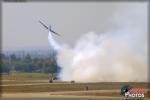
[2,1,148,51]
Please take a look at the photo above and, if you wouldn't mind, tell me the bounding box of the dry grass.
[1,82,149,93]
[0,73,149,98]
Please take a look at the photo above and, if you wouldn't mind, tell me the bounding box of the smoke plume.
[48,4,148,82]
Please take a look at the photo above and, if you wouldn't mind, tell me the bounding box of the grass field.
[1,72,49,80]
[0,72,150,98]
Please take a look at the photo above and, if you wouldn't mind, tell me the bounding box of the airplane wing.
[51,30,61,36]
[39,20,49,29]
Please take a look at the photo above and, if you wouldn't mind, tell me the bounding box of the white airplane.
[39,20,60,36]
[39,20,61,50]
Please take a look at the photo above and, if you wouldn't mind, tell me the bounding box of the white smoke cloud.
[48,31,61,50]
[48,3,148,82]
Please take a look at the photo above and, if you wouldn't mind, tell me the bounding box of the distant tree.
[10,54,17,61]
[0,53,6,60]
[0,52,61,75]
[1,63,11,73]
[25,54,32,63]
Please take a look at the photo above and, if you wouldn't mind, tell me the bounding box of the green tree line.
[0,53,61,74]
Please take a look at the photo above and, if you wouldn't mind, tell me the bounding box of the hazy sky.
[2,1,148,50]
